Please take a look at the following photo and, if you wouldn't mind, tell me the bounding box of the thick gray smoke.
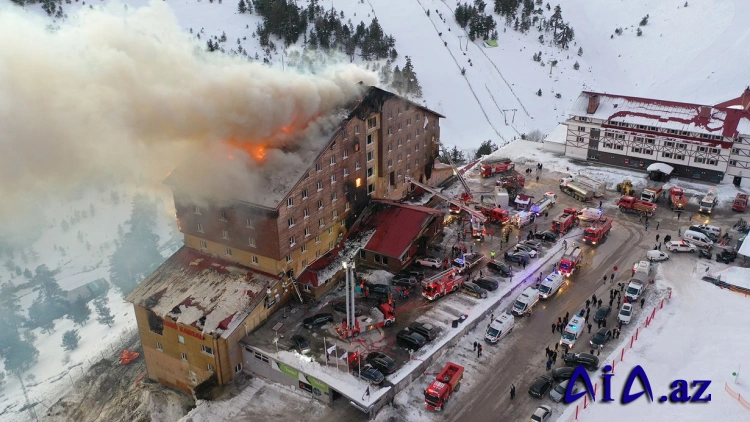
[0,1,378,240]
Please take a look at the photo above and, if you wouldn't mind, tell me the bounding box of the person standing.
[551,323,556,333]
[587,323,592,333]
[645,222,649,231]
[656,222,660,230]
[603,275,607,284]
[610,273,615,283]
[597,298,602,308]
[546,359,552,370]
[552,351,557,363]
[641,298,646,308]
[510,384,516,399]
[656,234,660,242]
[599,200,603,209]
[478,344,483,357]
[473,341,478,351]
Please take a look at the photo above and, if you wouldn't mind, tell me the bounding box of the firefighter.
[490,250,496,259]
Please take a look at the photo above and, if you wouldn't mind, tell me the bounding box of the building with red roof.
[564,89,750,185]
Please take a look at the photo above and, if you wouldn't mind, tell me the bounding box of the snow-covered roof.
[738,235,750,258]
[543,123,567,144]
[646,162,674,175]
[738,117,750,136]
[569,91,750,139]
[126,247,278,338]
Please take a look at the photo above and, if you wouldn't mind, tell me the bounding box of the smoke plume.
[0,1,378,240]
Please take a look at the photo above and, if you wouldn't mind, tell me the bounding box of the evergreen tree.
[578,46,583,56]
[238,0,247,14]
[0,284,25,358]
[450,146,467,163]
[68,297,91,326]
[3,336,38,375]
[391,65,405,93]
[573,61,580,70]
[23,268,32,278]
[401,56,423,97]
[475,140,499,158]
[95,297,115,327]
[62,330,80,351]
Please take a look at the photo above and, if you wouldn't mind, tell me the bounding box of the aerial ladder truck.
[405,177,488,239]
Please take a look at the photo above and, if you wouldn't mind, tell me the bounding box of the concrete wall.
[543,140,566,154]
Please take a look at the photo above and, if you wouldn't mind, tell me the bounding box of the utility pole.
[501,109,518,125]
[458,36,464,51]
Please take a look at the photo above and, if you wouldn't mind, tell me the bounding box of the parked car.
[462,282,488,299]
[332,302,363,316]
[563,353,600,371]
[689,225,720,242]
[646,250,669,262]
[666,240,696,253]
[698,249,712,260]
[618,303,633,324]
[365,352,397,375]
[303,313,334,329]
[717,249,738,263]
[528,375,554,398]
[521,240,544,251]
[530,405,553,422]
[487,260,513,276]
[291,335,311,354]
[534,231,559,242]
[550,380,580,403]
[391,277,417,288]
[590,328,612,349]
[408,322,439,342]
[513,243,538,258]
[473,277,499,291]
[397,270,425,282]
[352,364,384,385]
[415,257,442,268]
[396,330,426,350]
[593,306,611,323]
[551,366,575,382]
[366,283,391,297]
[504,251,531,264]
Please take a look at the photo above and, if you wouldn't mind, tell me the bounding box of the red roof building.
[564,89,750,185]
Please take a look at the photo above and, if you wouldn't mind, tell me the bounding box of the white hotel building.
[563,89,750,185]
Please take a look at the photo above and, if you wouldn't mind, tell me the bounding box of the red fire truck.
[339,303,395,338]
[583,216,613,245]
[422,269,465,301]
[733,193,748,212]
[558,246,583,277]
[475,205,510,224]
[425,362,464,411]
[480,158,514,178]
[551,211,579,234]
[668,186,687,211]
[617,195,657,217]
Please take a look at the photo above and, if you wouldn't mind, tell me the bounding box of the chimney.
[699,106,711,119]
[587,94,600,114]
[742,86,750,112]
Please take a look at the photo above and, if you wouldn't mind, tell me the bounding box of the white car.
[666,240,697,253]
[646,250,669,262]
[415,257,441,268]
[513,244,539,258]
[530,405,553,422]
[618,303,633,324]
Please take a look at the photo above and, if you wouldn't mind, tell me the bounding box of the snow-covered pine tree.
[238,0,246,14]
[62,329,80,351]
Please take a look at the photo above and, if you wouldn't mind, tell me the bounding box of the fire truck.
[474,204,510,224]
[424,362,464,411]
[480,158,514,178]
[617,195,657,217]
[497,172,526,190]
[583,216,613,245]
[668,186,687,211]
[338,303,395,338]
[733,193,748,212]
[640,185,664,203]
[452,253,485,274]
[422,269,465,301]
[558,246,583,277]
[551,211,579,234]
[530,192,557,216]
[405,177,488,239]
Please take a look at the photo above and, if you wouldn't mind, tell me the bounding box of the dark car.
[462,282,488,299]
[366,283,391,297]
[397,270,425,281]
[487,260,513,277]
[592,306,611,323]
[352,364,384,385]
[290,335,311,354]
[408,321,439,341]
[396,329,426,351]
[717,250,737,263]
[504,251,531,264]
[528,374,554,398]
[392,276,418,288]
[303,313,334,329]
[563,353,600,371]
[551,366,575,382]
[698,249,712,260]
[522,240,544,251]
[590,328,612,349]
[473,277,499,291]
[534,231,559,242]
[332,302,363,317]
[365,352,397,375]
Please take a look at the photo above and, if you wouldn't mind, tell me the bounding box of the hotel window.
[286,255,292,263]
[662,152,672,159]
[319,218,324,227]
[367,151,374,162]
[248,237,256,247]
[695,157,705,163]
[302,259,308,267]
[355,125,360,134]
[317,181,323,191]
[345,202,351,211]
[328,227,333,235]
[200,240,207,249]
[646,139,654,145]
[367,167,374,178]
[315,235,321,244]
[674,154,684,160]
[416,128,421,136]
[632,147,641,153]
[315,250,321,258]
[226,248,232,256]
[220,210,227,221]
[406,103,411,111]
[343,168,349,177]
[302,189,308,199]
[356,160,361,170]
[710,148,720,154]
[388,159,393,168]
[730,160,737,166]
[615,145,623,150]
[578,117,587,122]
[415,144,419,152]
[698,146,707,152]
[304,227,311,237]
[246,218,254,228]
[374,255,381,263]
[616,134,625,139]
[407,134,412,142]
[235,364,243,373]
[398,153,403,163]
[316,163,322,172]
[677,144,686,150]
[367,134,373,145]
[388,143,393,152]
[201,345,214,356]
[156,342,163,351]
[397,107,402,115]
[398,139,403,147]
[343,149,349,159]
[289,236,296,247]
[330,156,336,165]
[576,137,584,142]
[343,130,348,139]
[302,243,308,252]
[207,364,214,373]
[303,208,309,219]
[330,140,336,150]
[318,200,323,210]
[181,352,188,361]
[707,159,717,165]
[578,126,585,131]
[644,149,653,155]
[331,192,338,202]
[732,148,740,154]
[222,230,229,239]
[416,113,422,121]
[398,123,402,131]
[252,256,258,264]
[332,210,338,220]
[178,335,185,344]
[407,163,411,171]
[288,217,295,227]
[668,129,678,134]
[197,222,204,233]
[331,174,337,184]
[368,184,375,195]
[603,143,613,148]
[304,172,310,179]
[388,127,393,135]
[194,206,201,215]
[665,141,674,147]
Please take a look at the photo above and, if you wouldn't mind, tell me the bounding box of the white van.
[632,260,651,276]
[560,315,585,348]
[683,230,714,248]
[625,281,645,303]
[539,273,564,299]
[485,311,515,343]
[577,207,603,222]
[511,287,540,316]
[512,211,536,228]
